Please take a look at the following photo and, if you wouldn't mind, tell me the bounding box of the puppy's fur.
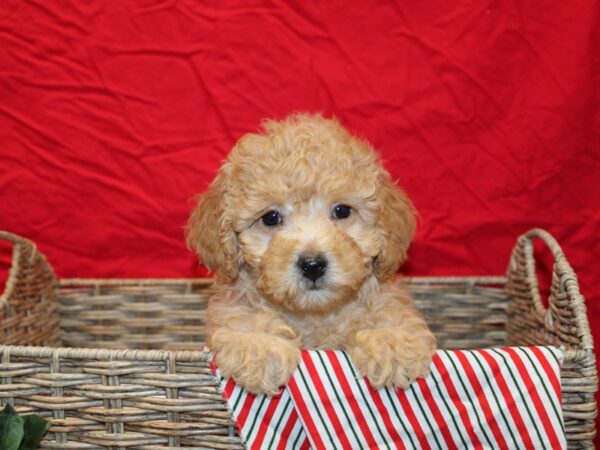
[187,114,436,395]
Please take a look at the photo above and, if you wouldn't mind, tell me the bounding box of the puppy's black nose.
[297,254,328,281]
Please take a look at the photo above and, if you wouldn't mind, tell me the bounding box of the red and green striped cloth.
[211,346,565,450]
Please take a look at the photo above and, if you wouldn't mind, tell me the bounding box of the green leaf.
[18,415,52,450]
[0,404,25,450]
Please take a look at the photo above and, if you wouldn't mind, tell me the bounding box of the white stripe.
[486,349,546,449]
[438,351,498,448]
[229,383,248,419]
[307,351,369,449]
[335,351,396,447]
[262,393,294,450]
[377,383,419,450]
[513,347,564,426]
[426,361,474,449]
[538,346,567,449]
[513,347,566,448]
[217,347,565,450]
[463,350,525,449]
[531,346,564,410]
[403,382,445,449]
[543,346,564,366]
[215,368,229,398]
[243,394,269,441]
[287,416,307,450]
[219,376,267,448]
[293,361,344,448]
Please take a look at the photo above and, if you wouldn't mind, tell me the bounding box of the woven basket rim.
[0,231,49,309]
[0,232,20,307]
[0,344,211,362]
[56,276,508,286]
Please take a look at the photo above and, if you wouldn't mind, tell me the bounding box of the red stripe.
[288,376,327,450]
[276,408,301,450]
[235,391,257,430]
[416,377,459,450]
[250,392,283,450]
[433,355,483,450]
[502,347,563,449]
[529,347,562,401]
[324,351,380,448]
[454,350,510,449]
[365,383,406,449]
[299,437,311,450]
[220,379,248,444]
[396,384,432,450]
[223,378,235,400]
[301,352,353,449]
[477,349,534,449]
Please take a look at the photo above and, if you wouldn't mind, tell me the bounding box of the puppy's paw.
[348,327,436,390]
[213,332,301,396]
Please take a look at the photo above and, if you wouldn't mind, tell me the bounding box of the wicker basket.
[0,229,596,449]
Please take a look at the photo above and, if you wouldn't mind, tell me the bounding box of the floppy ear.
[186,175,239,284]
[373,175,417,281]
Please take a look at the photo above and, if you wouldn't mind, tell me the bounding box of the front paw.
[212,332,301,396]
[348,327,436,389]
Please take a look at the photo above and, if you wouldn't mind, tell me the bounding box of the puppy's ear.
[373,175,417,281]
[186,175,239,283]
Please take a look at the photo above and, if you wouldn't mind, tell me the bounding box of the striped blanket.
[212,347,565,450]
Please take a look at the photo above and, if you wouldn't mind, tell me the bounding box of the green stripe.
[545,347,562,367]
[429,364,469,449]
[225,384,247,445]
[231,385,245,414]
[316,351,365,449]
[383,387,418,450]
[297,364,338,448]
[267,397,292,450]
[468,350,520,448]
[490,349,545,445]
[409,383,444,450]
[291,422,305,449]
[441,349,495,449]
[340,352,391,450]
[244,394,268,441]
[543,345,567,434]
[517,348,565,435]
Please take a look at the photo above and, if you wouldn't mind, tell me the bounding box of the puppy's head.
[187,114,415,313]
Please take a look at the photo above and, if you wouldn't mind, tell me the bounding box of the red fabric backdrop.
[1,0,598,442]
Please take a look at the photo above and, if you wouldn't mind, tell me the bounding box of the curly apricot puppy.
[187,114,436,395]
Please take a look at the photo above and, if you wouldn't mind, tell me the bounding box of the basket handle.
[510,228,593,351]
[0,231,46,309]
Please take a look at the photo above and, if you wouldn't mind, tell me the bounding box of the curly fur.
[187,113,436,395]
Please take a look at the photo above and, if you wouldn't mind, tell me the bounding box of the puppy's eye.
[333,204,352,219]
[261,210,282,227]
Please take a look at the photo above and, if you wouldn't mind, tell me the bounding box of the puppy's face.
[187,114,415,313]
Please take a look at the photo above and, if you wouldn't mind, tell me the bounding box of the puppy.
[187,113,436,395]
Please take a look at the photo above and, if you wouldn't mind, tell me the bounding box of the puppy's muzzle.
[297,253,327,281]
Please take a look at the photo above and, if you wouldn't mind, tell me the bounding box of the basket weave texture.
[0,229,596,449]
[0,231,61,346]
